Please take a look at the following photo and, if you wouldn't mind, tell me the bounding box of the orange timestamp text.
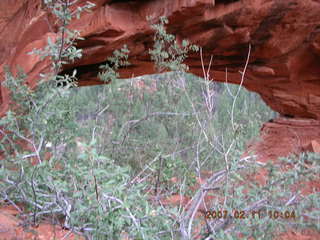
[204,210,296,220]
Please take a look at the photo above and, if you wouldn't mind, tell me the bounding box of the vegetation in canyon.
[0,1,319,239]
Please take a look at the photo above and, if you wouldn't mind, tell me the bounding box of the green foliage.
[30,0,95,86]
[70,71,275,204]
[205,152,320,239]
[0,139,173,239]
[149,16,199,72]
[98,45,130,83]
[1,69,78,161]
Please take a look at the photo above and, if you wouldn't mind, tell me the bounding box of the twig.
[230,44,251,131]
[93,175,99,201]
[154,156,164,197]
[31,166,38,226]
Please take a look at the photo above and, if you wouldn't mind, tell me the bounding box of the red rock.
[304,140,320,154]
[0,205,83,240]
[275,228,320,240]
[160,194,190,207]
[246,117,320,163]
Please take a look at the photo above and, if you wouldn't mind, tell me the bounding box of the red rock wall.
[1,0,320,119]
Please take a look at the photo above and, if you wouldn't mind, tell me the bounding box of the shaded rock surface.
[247,117,320,163]
[0,0,320,119]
